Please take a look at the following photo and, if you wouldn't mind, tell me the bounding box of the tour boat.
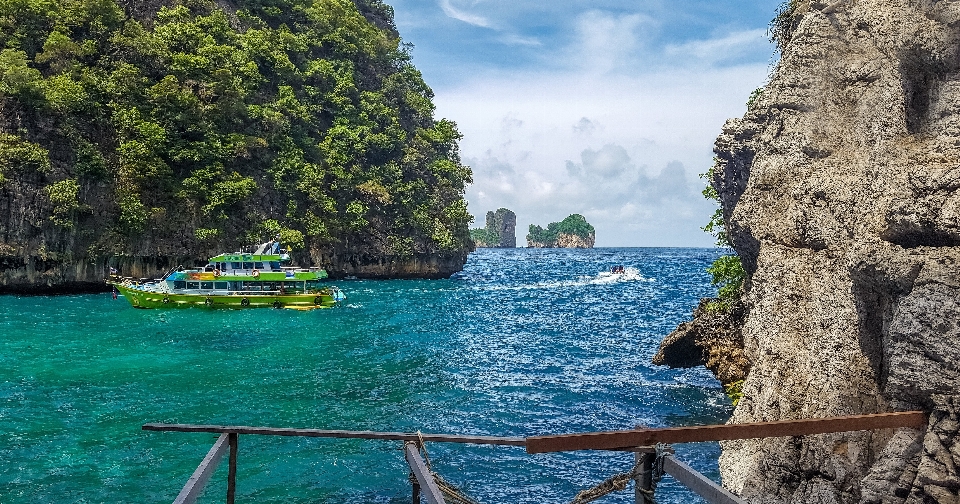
[109,241,345,309]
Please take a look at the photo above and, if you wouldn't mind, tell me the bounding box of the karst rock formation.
[710,1,960,502]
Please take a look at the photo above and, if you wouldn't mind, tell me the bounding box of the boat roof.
[208,253,283,262]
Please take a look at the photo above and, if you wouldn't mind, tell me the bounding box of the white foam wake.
[479,267,652,291]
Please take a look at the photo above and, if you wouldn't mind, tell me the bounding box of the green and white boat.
[109,241,345,310]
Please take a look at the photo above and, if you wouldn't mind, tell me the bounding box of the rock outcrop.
[691,1,960,502]
[472,208,517,248]
[0,0,473,293]
[653,298,750,388]
[527,231,596,248]
[526,214,596,248]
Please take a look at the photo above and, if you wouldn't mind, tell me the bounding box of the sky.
[388,0,784,247]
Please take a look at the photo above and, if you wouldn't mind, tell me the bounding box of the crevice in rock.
[900,47,948,135]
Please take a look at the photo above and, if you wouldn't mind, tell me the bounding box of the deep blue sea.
[0,247,732,503]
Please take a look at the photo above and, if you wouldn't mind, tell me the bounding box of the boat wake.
[480,267,652,292]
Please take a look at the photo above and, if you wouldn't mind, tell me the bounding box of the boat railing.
[142,411,927,504]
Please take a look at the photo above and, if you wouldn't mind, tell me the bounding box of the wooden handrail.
[143,423,526,446]
[147,412,928,504]
[525,411,928,453]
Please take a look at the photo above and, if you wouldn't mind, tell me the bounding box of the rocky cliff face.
[707,1,960,502]
[0,0,473,293]
[527,231,595,248]
[474,208,516,248]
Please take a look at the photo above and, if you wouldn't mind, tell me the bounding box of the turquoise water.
[1,247,732,503]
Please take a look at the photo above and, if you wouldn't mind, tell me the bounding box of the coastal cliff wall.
[0,0,473,293]
[702,1,960,502]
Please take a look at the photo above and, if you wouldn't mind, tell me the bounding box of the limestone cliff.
[0,0,473,292]
[471,208,517,248]
[697,1,960,502]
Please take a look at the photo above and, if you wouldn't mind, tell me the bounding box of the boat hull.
[113,283,340,309]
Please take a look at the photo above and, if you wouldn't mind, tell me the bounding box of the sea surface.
[1,247,733,504]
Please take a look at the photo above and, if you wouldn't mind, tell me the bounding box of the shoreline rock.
[653,298,749,388]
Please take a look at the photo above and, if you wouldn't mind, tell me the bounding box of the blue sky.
[389,0,784,246]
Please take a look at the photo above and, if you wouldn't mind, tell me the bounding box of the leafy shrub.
[701,162,744,308]
[44,178,82,228]
[470,228,498,246]
[769,0,808,54]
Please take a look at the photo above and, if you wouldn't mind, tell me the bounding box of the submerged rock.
[664,0,960,501]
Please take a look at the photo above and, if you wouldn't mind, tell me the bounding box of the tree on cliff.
[526,214,595,247]
[0,0,473,282]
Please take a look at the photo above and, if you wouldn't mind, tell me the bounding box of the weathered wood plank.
[662,455,746,504]
[525,411,927,453]
[404,443,446,504]
[143,423,525,446]
[172,433,230,504]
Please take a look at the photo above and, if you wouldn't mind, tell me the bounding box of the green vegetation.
[769,0,808,54]
[701,162,744,311]
[0,0,472,260]
[724,379,744,406]
[469,228,498,246]
[527,214,594,245]
[746,87,764,110]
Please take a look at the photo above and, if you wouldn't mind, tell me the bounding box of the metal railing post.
[227,433,238,504]
[635,452,652,504]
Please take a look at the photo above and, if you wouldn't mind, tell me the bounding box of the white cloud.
[499,33,542,46]
[438,0,491,27]
[571,11,654,74]
[436,59,769,246]
[413,5,775,246]
[664,29,768,65]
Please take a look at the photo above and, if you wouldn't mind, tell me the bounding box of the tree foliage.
[527,214,594,245]
[0,0,472,259]
[701,162,744,306]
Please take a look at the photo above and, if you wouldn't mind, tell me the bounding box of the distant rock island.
[470,208,516,248]
[526,214,595,248]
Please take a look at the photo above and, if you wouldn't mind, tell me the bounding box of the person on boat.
[271,234,281,254]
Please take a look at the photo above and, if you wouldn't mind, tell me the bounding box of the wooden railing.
[143,410,927,504]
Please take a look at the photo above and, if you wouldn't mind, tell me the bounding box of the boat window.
[201,281,213,290]
[269,261,281,270]
[254,262,264,269]
[242,262,253,269]
[215,282,228,289]
[229,281,240,290]
[187,281,200,289]
[306,280,319,290]
[231,262,242,270]
[174,281,186,289]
